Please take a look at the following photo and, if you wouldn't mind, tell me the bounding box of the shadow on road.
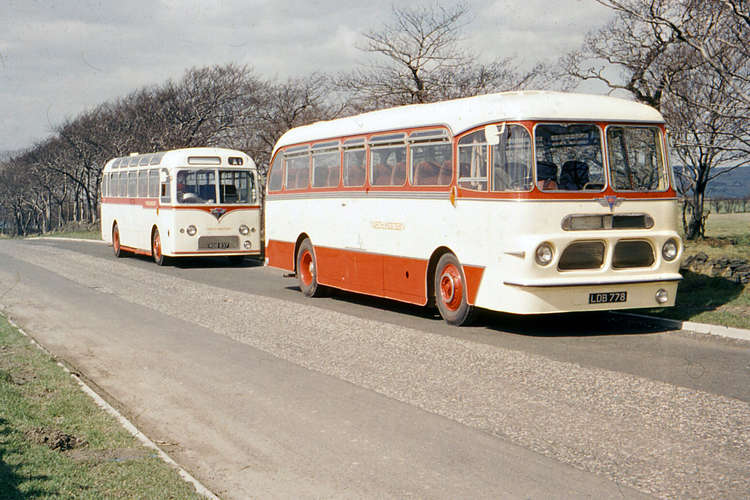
[285,284,673,338]
[122,253,264,269]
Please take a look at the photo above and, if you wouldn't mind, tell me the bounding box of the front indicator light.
[244,240,252,249]
[239,224,250,235]
[662,238,679,261]
[655,288,669,304]
[535,242,554,266]
[186,225,197,236]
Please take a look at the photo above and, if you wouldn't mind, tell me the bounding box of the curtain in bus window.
[534,124,604,191]
[219,171,255,204]
[127,172,137,198]
[411,142,452,186]
[458,130,488,191]
[176,169,216,203]
[285,154,310,190]
[371,145,406,186]
[492,125,532,191]
[312,149,340,188]
[607,126,667,192]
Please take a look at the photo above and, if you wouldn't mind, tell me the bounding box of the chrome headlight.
[239,224,250,235]
[662,238,679,261]
[655,288,669,304]
[243,240,252,249]
[535,242,555,266]
[186,225,197,236]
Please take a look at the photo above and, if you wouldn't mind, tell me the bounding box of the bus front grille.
[613,240,654,268]
[558,241,605,270]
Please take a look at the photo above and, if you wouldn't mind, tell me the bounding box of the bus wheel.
[434,253,475,326]
[152,228,168,266]
[112,224,124,258]
[296,239,323,297]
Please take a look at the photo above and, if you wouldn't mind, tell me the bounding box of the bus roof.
[103,147,256,171]
[273,91,665,154]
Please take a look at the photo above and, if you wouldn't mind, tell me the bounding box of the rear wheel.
[434,253,476,326]
[152,228,168,266]
[112,224,124,258]
[296,239,323,297]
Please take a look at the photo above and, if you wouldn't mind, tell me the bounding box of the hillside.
[705,167,750,199]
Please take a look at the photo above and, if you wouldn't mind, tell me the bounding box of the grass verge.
[644,271,750,329]
[40,230,101,240]
[643,212,750,330]
[0,314,204,499]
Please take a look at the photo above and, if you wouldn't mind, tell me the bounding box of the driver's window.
[491,124,532,192]
[176,169,216,203]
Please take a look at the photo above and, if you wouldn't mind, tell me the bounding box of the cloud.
[0,0,613,152]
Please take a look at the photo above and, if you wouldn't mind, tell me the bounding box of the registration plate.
[198,236,238,250]
[588,291,627,304]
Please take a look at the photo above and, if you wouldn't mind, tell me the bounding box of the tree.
[248,74,342,173]
[340,2,546,110]
[562,0,749,239]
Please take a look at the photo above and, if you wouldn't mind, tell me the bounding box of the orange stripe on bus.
[266,240,486,307]
[265,240,295,271]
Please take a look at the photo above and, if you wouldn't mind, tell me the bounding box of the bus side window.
[137,170,148,198]
[458,130,488,191]
[411,142,452,186]
[343,148,366,187]
[268,154,283,192]
[119,172,128,197]
[148,169,159,198]
[285,150,310,190]
[160,170,171,203]
[312,145,340,188]
[491,124,532,192]
[371,146,406,186]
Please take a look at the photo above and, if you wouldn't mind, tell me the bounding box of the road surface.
[0,238,748,499]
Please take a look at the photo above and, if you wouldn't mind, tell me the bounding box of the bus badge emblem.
[598,195,622,211]
[210,207,227,220]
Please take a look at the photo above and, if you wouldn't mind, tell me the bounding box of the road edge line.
[2,312,220,500]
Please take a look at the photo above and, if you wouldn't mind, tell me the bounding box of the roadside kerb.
[614,311,750,342]
[1,310,220,500]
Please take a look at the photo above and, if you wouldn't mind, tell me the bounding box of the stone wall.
[681,252,750,284]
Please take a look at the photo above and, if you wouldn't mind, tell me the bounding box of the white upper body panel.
[272,91,665,155]
[103,147,256,173]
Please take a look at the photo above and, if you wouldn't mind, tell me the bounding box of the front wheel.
[434,253,476,326]
[152,228,169,266]
[296,239,324,297]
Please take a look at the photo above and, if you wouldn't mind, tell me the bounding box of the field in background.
[647,212,750,329]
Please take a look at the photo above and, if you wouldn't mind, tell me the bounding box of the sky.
[0,0,614,153]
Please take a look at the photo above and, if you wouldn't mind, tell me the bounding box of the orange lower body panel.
[267,240,484,307]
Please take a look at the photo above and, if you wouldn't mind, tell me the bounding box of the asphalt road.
[0,237,748,499]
